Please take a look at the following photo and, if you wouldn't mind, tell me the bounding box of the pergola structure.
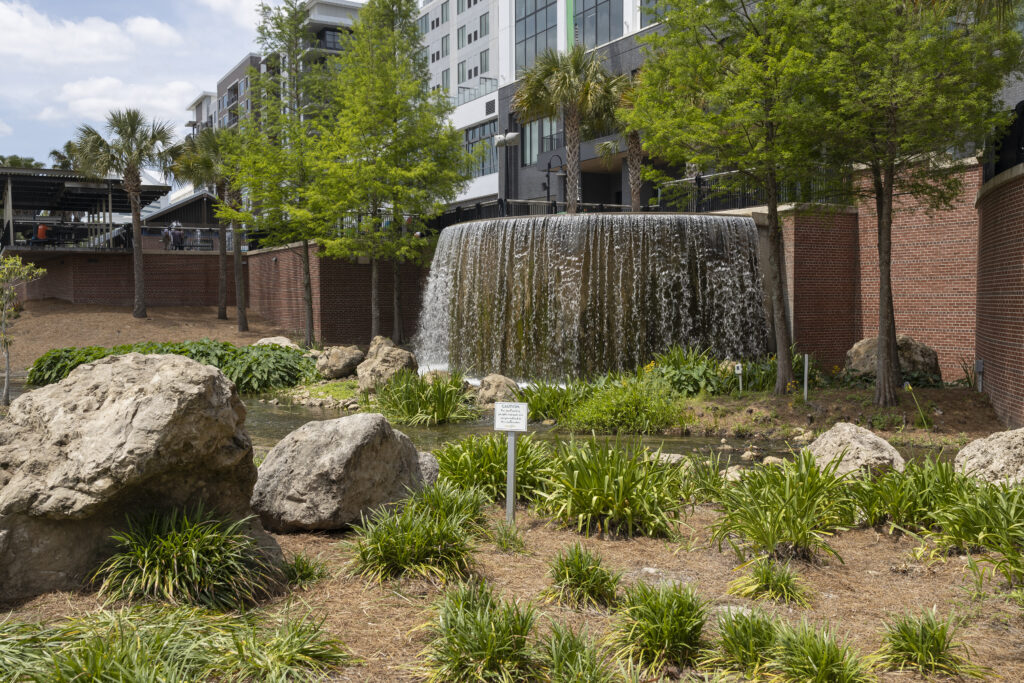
[0,167,168,250]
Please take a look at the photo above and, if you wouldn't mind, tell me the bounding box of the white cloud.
[0,119,11,137]
[124,17,183,47]
[39,78,201,128]
[193,0,262,29]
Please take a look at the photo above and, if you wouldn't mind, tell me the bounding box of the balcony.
[454,77,498,106]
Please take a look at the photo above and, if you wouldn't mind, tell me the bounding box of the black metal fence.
[658,169,853,213]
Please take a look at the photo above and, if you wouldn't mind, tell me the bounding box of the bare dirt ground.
[8,505,1024,681]
[8,299,289,372]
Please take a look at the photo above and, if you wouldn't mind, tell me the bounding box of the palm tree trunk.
[626,131,643,212]
[300,239,315,348]
[874,165,901,407]
[2,303,10,406]
[565,109,581,214]
[232,223,248,332]
[128,188,146,318]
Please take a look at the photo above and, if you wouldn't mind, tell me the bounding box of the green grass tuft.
[374,369,479,426]
[770,619,874,683]
[492,521,527,554]
[434,433,553,503]
[609,582,708,669]
[541,623,617,683]
[877,609,985,677]
[705,608,778,676]
[284,553,331,589]
[544,542,620,608]
[727,557,812,606]
[563,373,680,434]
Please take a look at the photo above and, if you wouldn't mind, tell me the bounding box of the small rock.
[720,444,735,452]
[356,336,417,393]
[956,428,1024,485]
[723,465,744,482]
[762,456,786,467]
[316,345,364,379]
[541,419,555,426]
[720,438,728,444]
[254,336,300,350]
[476,374,519,406]
[739,450,755,462]
[808,422,905,476]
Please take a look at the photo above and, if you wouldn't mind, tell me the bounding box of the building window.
[464,120,498,177]
[442,68,450,90]
[441,0,449,22]
[515,0,558,71]
[573,0,623,48]
[417,14,429,33]
[640,0,661,27]
[442,34,449,57]
[480,11,489,37]
[479,48,489,73]
[521,117,560,166]
[458,60,467,83]
[458,25,466,48]
[457,0,464,13]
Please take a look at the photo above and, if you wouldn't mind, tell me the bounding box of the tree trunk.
[874,166,901,406]
[215,192,227,320]
[766,171,794,394]
[370,258,380,341]
[2,304,9,407]
[565,109,581,214]
[627,131,643,212]
[301,239,315,348]
[128,188,146,319]
[232,223,248,332]
[392,260,403,344]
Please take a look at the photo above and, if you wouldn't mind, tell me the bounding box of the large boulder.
[0,353,278,602]
[808,422,905,477]
[251,413,437,532]
[254,336,300,350]
[356,336,417,393]
[845,335,941,378]
[955,428,1024,485]
[477,374,519,406]
[316,345,364,379]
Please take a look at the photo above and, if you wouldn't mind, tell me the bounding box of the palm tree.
[511,45,617,213]
[595,74,645,211]
[173,127,235,322]
[75,109,178,318]
[48,141,80,170]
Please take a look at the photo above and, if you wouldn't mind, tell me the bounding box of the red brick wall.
[854,167,981,380]
[246,244,322,339]
[977,165,1024,428]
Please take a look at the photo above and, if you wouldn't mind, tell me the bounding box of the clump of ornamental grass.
[492,521,527,554]
[544,543,621,608]
[348,503,474,583]
[434,433,553,503]
[769,620,875,683]
[877,609,985,678]
[421,581,539,682]
[541,623,618,683]
[563,372,680,434]
[712,449,856,562]
[537,439,686,537]
[848,456,973,531]
[727,557,812,606]
[609,582,708,670]
[94,508,282,610]
[515,379,592,422]
[284,553,331,589]
[374,369,479,426]
[702,608,779,677]
[681,450,727,504]
[407,480,490,534]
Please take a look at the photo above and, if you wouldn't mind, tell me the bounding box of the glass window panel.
[525,35,535,64]
[526,0,536,15]
[610,0,623,39]
[598,1,609,44]
[442,1,449,21]
[516,42,525,69]
[516,0,525,19]
[584,8,596,46]
[547,5,557,30]
[525,13,535,37]
[480,49,489,73]
[480,12,488,36]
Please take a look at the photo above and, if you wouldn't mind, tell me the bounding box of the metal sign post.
[494,402,529,524]
[734,363,743,393]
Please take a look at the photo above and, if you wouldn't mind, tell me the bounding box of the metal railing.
[658,169,853,213]
[453,78,498,106]
[540,132,564,154]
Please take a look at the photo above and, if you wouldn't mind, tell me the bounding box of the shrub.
[541,623,617,683]
[284,553,330,589]
[545,543,621,608]
[651,347,731,397]
[849,457,973,532]
[94,508,282,610]
[537,440,686,537]
[348,504,474,582]
[374,369,479,426]
[770,620,874,683]
[26,345,110,385]
[422,581,538,682]
[706,609,778,676]
[712,450,856,561]
[681,450,727,504]
[515,379,592,422]
[563,372,680,434]
[877,609,983,677]
[609,582,708,669]
[221,613,349,682]
[407,480,490,533]
[434,433,553,503]
[492,522,527,554]
[727,558,811,606]
[219,343,316,394]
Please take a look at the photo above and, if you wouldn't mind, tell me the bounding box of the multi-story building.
[186,92,216,134]
[215,53,260,130]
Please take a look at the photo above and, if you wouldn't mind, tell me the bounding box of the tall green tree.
[512,45,617,214]
[173,127,236,321]
[220,0,331,346]
[75,109,179,318]
[48,142,79,170]
[814,0,1022,405]
[0,155,44,169]
[629,0,823,394]
[0,256,44,405]
[307,0,470,342]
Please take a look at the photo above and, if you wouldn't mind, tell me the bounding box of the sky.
[0,0,266,164]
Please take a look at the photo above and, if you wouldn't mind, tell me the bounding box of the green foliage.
[348,502,474,583]
[541,623,617,683]
[538,440,686,537]
[545,543,621,608]
[373,369,479,426]
[609,582,708,669]
[727,558,811,607]
[407,480,490,533]
[94,508,282,611]
[877,609,983,677]
[492,522,527,554]
[284,553,330,589]
[769,620,875,683]
[848,457,970,531]
[515,379,592,422]
[563,373,679,434]
[0,606,347,682]
[681,450,728,504]
[421,581,538,682]
[706,609,779,677]
[434,433,553,503]
[28,340,315,394]
[712,450,856,561]
[650,347,731,396]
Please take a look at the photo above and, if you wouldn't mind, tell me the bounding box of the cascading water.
[415,213,769,380]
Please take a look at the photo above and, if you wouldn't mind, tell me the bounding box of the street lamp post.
[545,154,567,205]
[494,129,521,216]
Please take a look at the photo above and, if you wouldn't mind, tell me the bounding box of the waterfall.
[415,213,769,380]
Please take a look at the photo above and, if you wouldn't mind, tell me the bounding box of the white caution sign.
[494,402,529,432]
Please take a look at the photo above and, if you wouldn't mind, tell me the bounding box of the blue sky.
[0,1,264,163]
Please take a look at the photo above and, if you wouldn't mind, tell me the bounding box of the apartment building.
[186,92,216,134]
